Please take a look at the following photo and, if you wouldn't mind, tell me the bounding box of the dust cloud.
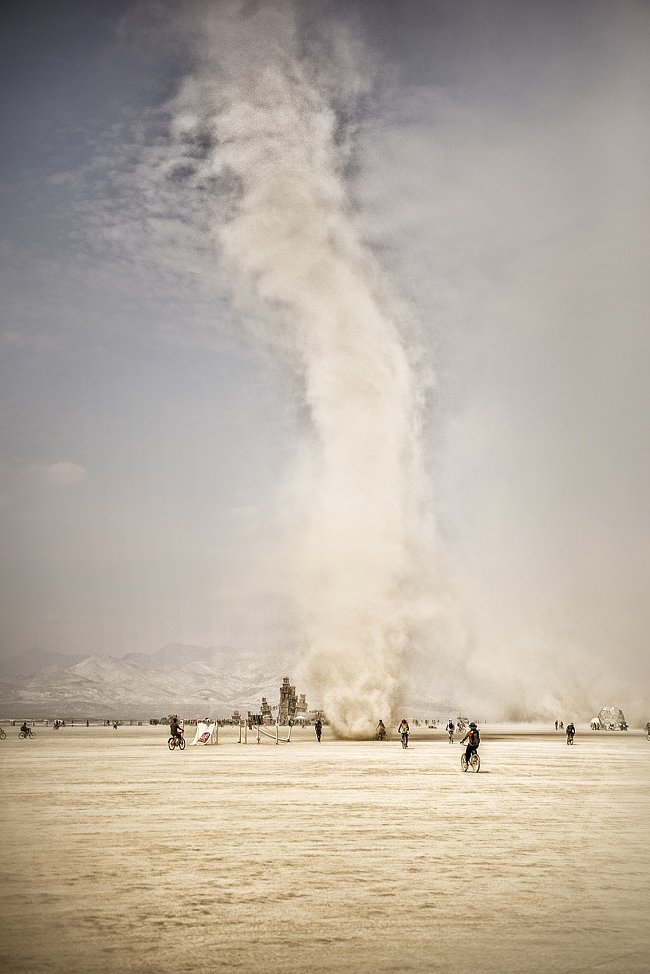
[164,1,438,737]
[120,0,650,728]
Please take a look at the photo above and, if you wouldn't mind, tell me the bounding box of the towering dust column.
[174,1,434,737]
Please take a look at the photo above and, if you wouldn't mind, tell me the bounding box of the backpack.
[470,728,480,746]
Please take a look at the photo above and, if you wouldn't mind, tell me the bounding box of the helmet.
[469,722,477,728]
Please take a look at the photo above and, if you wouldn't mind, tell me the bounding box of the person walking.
[314,718,323,742]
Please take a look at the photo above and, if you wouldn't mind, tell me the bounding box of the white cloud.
[28,462,88,490]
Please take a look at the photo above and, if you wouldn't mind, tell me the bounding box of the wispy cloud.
[28,461,88,490]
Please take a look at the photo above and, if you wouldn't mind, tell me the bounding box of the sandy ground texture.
[1,724,648,974]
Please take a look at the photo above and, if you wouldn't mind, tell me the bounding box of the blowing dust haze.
[129,0,650,732]
[166,2,437,737]
[3,0,648,730]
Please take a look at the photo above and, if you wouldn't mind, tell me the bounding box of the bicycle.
[19,729,36,739]
[461,748,480,772]
[401,731,409,749]
[0,727,6,739]
[566,735,575,745]
[168,734,185,751]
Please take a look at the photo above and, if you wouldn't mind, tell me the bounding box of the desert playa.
[1,724,648,973]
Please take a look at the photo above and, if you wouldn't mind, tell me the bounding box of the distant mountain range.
[0,644,296,719]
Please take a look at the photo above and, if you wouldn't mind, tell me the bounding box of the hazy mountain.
[0,647,88,678]
[0,644,296,719]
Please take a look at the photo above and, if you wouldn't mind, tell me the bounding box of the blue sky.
[1,0,648,716]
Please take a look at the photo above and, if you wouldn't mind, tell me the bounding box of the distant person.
[314,719,323,742]
[112,722,118,730]
[555,720,558,731]
[559,721,564,730]
[645,721,650,735]
[447,719,455,743]
[461,722,480,766]
[375,720,386,741]
[398,718,410,748]
[20,721,29,736]
[169,715,183,741]
[566,722,575,744]
[86,720,89,727]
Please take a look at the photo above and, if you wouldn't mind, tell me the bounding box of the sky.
[1,0,649,720]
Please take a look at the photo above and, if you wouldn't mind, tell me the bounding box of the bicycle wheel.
[178,737,185,750]
[168,737,175,750]
[0,729,6,739]
[460,753,468,772]
[469,752,480,773]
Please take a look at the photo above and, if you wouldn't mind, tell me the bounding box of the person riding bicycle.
[566,722,575,743]
[169,715,183,741]
[375,719,387,741]
[461,722,480,765]
[446,719,455,742]
[398,718,410,748]
[20,721,29,736]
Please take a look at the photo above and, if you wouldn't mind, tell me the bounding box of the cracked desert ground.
[1,724,648,973]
